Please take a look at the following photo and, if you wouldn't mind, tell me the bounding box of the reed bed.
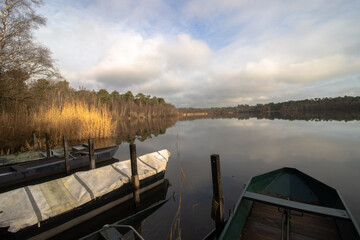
[1,100,177,153]
[33,102,115,144]
[0,106,36,153]
[0,102,115,153]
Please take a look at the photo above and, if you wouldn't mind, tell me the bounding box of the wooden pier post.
[130,143,140,208]
[45,133,51,159]
[32,131,38,150]
[63,136,70,174]
[88,138,95,169]
[210,154,225,234]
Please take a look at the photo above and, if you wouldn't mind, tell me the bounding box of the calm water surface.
[113,118,360,239]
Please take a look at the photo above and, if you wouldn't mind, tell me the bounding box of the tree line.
[179,96,360,121]
[1,76,178,119]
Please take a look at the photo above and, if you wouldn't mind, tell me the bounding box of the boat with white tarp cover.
[0,149,170,240]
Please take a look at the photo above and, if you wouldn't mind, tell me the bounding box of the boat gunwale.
[218,177,253,239]
[336,188,360,235]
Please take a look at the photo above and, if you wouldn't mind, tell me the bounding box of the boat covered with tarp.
[0,149,170,240]
[219,167,360,240]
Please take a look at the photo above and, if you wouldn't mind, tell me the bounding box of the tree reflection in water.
[84,117,178,149]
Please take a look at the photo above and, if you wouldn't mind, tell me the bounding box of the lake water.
[112,118,360,239]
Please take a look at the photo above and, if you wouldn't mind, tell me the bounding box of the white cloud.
[83,33,163,89]
[70,32,211,102]
[240,55,360,84]
[35,0,360,107]
[161,34,211,71]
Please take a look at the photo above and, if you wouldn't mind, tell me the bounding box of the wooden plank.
[244,191,349,219]
[242,202,282,240]
[242,202,341,240]
[290,211,341,240]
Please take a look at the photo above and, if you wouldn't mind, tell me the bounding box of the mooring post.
[211,154,225,234]
[130,143,140,208]
[63,136,70,174]
[88,138,95,169]
[32,131,38,150]
[45,133,51,159]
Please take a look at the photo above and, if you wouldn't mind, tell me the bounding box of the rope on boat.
[211,197,219,220]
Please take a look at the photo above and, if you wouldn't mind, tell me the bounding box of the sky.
[35,0,360,107]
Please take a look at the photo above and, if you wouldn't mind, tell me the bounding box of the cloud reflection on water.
[115,118,360,239]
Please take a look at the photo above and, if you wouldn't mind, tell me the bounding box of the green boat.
[219,167,360,240]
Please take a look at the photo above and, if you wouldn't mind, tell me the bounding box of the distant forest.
[180,96,360,121]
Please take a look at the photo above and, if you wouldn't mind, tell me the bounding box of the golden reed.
[0,102,115,153]
[34,101,115,141]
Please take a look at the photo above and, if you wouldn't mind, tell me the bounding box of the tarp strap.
[138,157,158,173]
[74,173,95,199]
[111,165,130,181]
[157,151,168,162]
[24,187,42,222]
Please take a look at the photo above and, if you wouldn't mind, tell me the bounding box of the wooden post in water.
[88,138,95,169]
[130,143,140,208]
[63,136,70,174]
[45,133,51,159]
[32,131,38,150]
[210,154,225,234]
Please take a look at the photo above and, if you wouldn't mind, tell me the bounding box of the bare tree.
[0,0,59,108]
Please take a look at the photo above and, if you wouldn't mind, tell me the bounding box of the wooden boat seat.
[244,191,349,219]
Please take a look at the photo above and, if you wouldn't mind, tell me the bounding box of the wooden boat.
[0,145,119,190]
[0,144,88,167]
[0,149,170,240]
[219,167,360,240]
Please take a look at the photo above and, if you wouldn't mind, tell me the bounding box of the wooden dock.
[242,202,341,240]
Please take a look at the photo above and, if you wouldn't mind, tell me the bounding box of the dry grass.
[0,106,35,153]
[34,102,115,143]
[0,102,115,153]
